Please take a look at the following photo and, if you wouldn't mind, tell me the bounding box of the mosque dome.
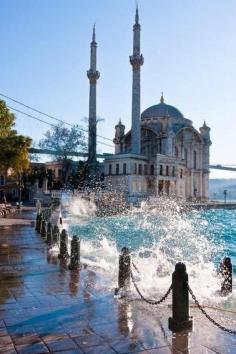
[141,94,184,120]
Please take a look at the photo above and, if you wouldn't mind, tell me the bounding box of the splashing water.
[64,195,236,308]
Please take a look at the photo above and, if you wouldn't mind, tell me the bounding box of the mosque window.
[175,147,178,158]
[123,163,127,175]
[159,165,163,176]
[172,166,175,177]
[139,164,142,175]
[166,166,169,176]
[180,169,183,178]
[134,163,137,174]
[144,164,148,175]
[193,151,197,169]
[116,164,119,175]
[184,148,188,162]
[150,165,154,175]
[109,164,112,175]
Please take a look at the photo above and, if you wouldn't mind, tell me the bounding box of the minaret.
[87,25,100,166]
[129,6,144,155]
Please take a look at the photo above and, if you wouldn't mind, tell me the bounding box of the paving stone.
[15,342,49,354]
[73,333,105,348]
[47,338,79,352]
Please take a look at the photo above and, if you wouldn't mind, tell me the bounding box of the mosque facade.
[87,8,211,201]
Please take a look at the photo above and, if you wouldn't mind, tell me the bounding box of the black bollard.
[36,214,42,232]
[58,229,68,259]
[46,222,53,244]
[168,263,193,332]
[220,257,232,295]
[52,225,60,244]
[40,219,47,238]
[118,247,131,290]
[68,236,80,270]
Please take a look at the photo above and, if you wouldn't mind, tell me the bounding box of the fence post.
[46,222,52,244]
[58,229,68,259]
[52,225,60,244]
[40,219,47,238]
[220,257,232,295]
[117,247,131,293]
[168,262,193,332]
[68,236,80,270]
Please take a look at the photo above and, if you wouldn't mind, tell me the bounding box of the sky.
[1,0,236,178]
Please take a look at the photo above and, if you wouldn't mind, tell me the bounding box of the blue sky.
[1,0,236,178]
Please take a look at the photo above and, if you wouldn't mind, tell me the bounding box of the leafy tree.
[0,100,16,137]
[39,124,87,184]
[0,100,32,175]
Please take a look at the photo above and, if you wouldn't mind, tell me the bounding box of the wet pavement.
[0,209,235,353]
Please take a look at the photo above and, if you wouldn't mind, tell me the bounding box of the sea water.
[65,197,236,308]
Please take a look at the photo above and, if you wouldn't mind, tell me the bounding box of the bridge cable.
[0,92,113,142]
[7,105,114,148]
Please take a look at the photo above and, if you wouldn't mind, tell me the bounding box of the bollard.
[220,257,232,295]
[35,213,42,232]
[168,263,193,332]
[46,222,53,244]
[118,247,131,290]
[58,229,68,259]
[40,219,47,238]
[68,236,80,270]
[52,225,60,244]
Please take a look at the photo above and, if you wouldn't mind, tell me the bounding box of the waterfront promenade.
[0,209,235,353]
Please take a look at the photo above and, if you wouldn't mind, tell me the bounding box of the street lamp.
[223,189,227,203]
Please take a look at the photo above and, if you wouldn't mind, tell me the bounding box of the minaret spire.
[135,4,139,24]
[87,25,100,167]
[130,6,144,155]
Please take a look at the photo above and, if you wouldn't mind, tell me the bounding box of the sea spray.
[63,194,235,307]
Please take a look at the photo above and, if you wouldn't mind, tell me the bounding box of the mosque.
[87,8,212,202]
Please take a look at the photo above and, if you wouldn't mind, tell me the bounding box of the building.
[103,7,212,202]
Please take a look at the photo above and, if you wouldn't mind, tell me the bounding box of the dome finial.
[160,92,164,103]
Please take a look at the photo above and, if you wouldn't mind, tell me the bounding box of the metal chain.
[132,261,141,275]
[130,268,172,305]
[188,284,236,336]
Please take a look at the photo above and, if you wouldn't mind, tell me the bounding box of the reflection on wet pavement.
[0,210,235,353]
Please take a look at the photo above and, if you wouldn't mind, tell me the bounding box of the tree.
[39,124,87,184]
[0,100,32,175]
[0,100,16,138]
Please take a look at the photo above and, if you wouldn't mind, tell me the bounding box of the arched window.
[175,146,178,158]
[123,163,127,175]
[150,165,154,175]
[159,165,163,176]
[184,148,188,162]
[193,151,197,169]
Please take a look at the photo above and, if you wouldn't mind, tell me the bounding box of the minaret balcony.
[130,54,144,69]
[87,70,100,82]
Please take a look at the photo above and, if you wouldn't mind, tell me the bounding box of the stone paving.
[0,209,235,353]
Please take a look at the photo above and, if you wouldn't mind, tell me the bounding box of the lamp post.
[223,189,227,203]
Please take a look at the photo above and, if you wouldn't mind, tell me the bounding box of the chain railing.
[35,214,236,336]
[188,284,236,335]
[130,264,172,305]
